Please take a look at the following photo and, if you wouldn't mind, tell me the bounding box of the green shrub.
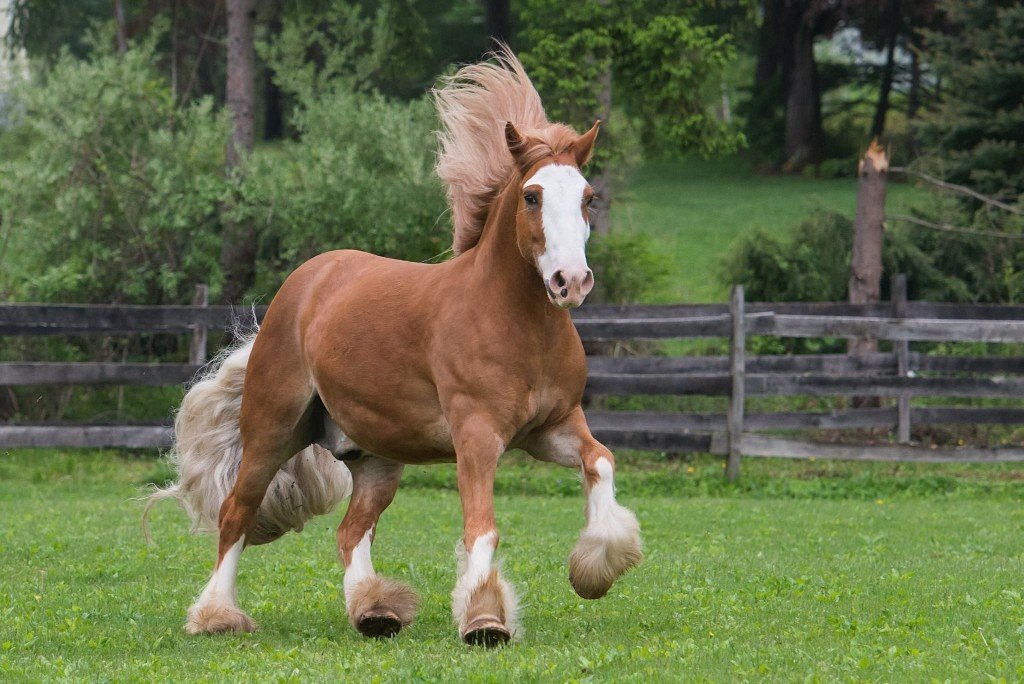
[719,197,1024,308]
[0,28,450,423]
[886,195,1024,304]
[0,34,228,304]
[719,210,853,303]
[588,230,670,304]
[233,88,449,295]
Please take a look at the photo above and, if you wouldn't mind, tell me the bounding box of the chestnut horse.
[147,48,642,646]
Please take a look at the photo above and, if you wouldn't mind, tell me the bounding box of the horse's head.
[505,120,601,309]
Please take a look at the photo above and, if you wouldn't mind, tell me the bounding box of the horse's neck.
[470,179,551,318]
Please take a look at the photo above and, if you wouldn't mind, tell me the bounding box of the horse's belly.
[319,378,455,464]
[345,412,454,464]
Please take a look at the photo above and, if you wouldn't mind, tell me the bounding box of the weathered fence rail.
[8,301,1024,336]
[4,280,1024,475]
[0,363,200,386]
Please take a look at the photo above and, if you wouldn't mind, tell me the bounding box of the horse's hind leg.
[338,455,420,638]
[187,378,317,634]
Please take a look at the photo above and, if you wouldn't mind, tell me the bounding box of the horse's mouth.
[545,283,581,309]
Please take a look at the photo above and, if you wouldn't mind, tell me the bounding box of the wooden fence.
[4,280,1024,477]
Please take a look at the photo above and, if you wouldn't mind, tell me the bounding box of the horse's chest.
[505,364,585,434]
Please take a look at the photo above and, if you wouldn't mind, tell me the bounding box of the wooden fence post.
[726,284,745,482]
[891,274,911,443]
[189,284,209,366]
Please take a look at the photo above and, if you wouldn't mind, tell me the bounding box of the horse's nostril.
[553,271,567,289]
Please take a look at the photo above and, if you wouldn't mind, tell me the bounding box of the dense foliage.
[727,0,1024,307]
[887,203,1024,304]
[721,204,1024,305]
[0,30,449,304]
[519,0,744,160]
[234,89,448,294]
[916,0,1024,199]
[0,35,227,304]
[720,211,854,303]
[587,230,670,305]
[898,0,1024,303]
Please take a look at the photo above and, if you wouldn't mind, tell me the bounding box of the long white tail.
[145,336,352,545]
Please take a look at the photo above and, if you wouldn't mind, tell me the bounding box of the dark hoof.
[462,616,511,647]
[357,611,403,638]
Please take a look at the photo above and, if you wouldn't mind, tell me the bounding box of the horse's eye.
[585,196,595,207]
[524,192,538,207]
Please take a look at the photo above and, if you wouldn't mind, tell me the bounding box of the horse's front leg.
[450,416,519,646]
[527,407,643,599]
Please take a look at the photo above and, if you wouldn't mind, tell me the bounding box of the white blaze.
[523,164,590,281]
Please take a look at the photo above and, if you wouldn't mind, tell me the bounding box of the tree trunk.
[906,35,921,157]
[907,36,921,120]
[170,0,179,99]
[590,65,613,237]
[220,0,258,304]
[225,0,256,168]
[263,11,285,140]
[870,0,901,138]
[483,0,512,46]
[754,0,784,89]
[783,10,824,171]
[848,141,889,359]
[114,0,127,54]
[718,81,732,123]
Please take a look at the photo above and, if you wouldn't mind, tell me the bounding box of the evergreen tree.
[917,0,1024,199]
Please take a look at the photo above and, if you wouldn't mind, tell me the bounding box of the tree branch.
[887,214,1024,240]
[890,167,1024,216]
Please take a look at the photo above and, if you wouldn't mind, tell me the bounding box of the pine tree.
[917,0,1024,199]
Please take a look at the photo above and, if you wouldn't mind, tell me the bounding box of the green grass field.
[614,157,927,302]
[0,160,1008,681]
[3,451,1024,681]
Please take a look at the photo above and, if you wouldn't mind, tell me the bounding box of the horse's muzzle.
[546,268,594,309]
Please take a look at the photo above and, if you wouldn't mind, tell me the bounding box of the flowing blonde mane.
[433,47,579,254]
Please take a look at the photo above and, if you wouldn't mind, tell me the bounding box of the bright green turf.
[2,451,1024,681]
[614,157,928,303]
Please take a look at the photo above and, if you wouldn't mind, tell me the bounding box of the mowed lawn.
[2,452,1024,681]
[615,157,928,303]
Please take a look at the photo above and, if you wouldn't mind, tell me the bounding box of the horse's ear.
[573,120,601,167]
[505,121,529,164]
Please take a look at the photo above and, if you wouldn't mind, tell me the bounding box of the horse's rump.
[144,336,352,544]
